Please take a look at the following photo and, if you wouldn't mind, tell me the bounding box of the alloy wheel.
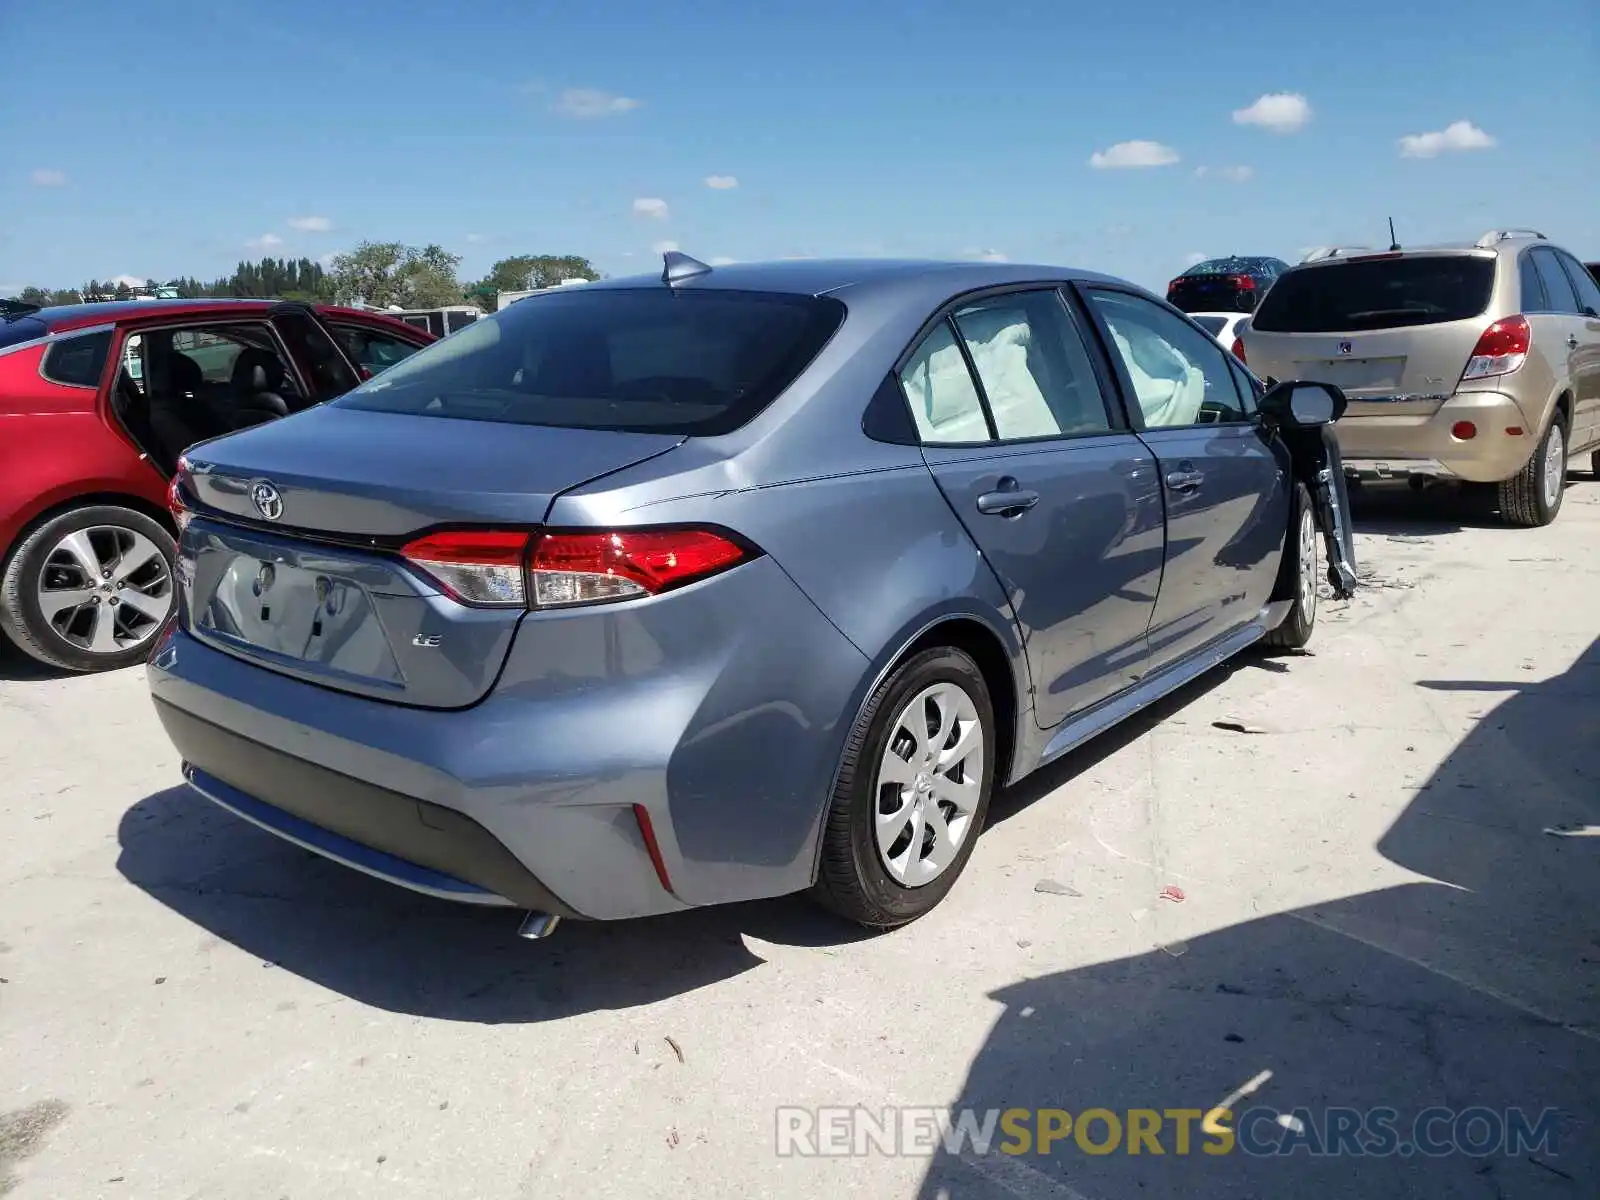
[1541,425,1565,510]
[35,526,173,656]
[1296,505,1318,620]
[874,682,984,887]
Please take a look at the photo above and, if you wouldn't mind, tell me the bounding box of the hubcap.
[874,682,984,888]
[1296,506,1318,619]
[1541,425,1565,509]
[35,526,172,656]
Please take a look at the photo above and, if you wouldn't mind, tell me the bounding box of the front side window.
[1085,290,1249,427]
[336,288,846,435]
[330,324,423,375]
[950,290,1113,440]
[899,321,990,444]
[41,329,112,387]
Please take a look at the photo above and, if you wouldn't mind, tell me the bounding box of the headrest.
[231,347,285,392]
[169,353,204,394]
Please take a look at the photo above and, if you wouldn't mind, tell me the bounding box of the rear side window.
[1558,252,1600,315]
[1530,248,1580,314]
[41,329,113,387]
[1251,256,1496,332]
[336,288,845,435]
[1191,315,1227,336]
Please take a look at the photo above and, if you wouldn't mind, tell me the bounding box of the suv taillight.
[1462,314,1531,381]
[1230,335,1246,363]
[399,527,755,610]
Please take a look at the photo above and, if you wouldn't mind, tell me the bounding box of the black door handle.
[976,488,1040,516]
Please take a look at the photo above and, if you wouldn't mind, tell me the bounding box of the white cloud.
[632,197,670,220]
[1232,93,1313,133]
[317,253,339,267]
[287,215,332,232]
[246,233,285,250]
[1089,140,1180,169]
[1183,252,1209,267]
[652,240,680,254]
[1398,120,1496,158]
[30,168,68,186]
[704,175,739,190]
[1195,164,1255,182]
[465,233,488,244]
[709,256,738,266]
[109,274,147,287]
[555,88,640,119]
[975,249,1008,262]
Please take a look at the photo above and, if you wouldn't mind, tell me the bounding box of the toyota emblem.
[250,481,284,521]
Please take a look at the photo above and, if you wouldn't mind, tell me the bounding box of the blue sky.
[2,0,1595,294]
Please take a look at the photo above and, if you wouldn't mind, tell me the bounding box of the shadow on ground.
[918,638,1600,1199]
[113,647,1265,1024]
[0,638,73,682]
[115,782,885,1022]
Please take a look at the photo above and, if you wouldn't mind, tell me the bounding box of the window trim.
[1071,282,1258,432]
[888,283,1132,450]
[39,327,115,389]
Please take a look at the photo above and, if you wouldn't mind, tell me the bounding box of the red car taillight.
[1230,335,1246,364]
[1232,274,1256,290]
[398,527,754,610]
[166,464,193,533]
[1462,314,1531,381]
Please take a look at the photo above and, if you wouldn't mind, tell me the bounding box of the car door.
[904,287,1166,727]
[1553,249,1600,452]
[1078,286,1289,672]
[268,303,364,404]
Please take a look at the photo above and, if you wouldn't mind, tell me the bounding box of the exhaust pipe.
[517,911,561,940]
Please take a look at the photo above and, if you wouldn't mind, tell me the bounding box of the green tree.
[468,254,599,311]
[329,241,465,309]
[16,286,50,305]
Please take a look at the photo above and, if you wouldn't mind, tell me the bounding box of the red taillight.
[529,528,751,608]
[401,529,531,607]
[1167,278,1184,295]
[1463,315,1531,381]
[398,526,754,610]
[1230,336,1246,363]
[1233,274,1256,290]
[633,804,675,894]
[166,471,192,533]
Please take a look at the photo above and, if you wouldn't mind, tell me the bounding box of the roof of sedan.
[584,257,1127,298]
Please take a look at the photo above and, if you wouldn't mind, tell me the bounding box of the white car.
[1188,311,1249,364]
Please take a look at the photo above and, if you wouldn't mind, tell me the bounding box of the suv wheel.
[1498,413,1567,528]
[813,646,995,928]
[0,505,177,672]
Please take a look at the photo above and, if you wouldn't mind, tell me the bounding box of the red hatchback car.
[0,298,433,672]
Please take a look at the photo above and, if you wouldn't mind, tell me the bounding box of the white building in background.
[497,277,591,311]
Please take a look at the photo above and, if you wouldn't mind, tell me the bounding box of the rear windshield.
[1252,256,1495,332]
[1180,257,1284,278]
[334,287,845,435]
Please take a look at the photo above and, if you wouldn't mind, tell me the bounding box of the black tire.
[0,505,177,673]
[1262,482,1318,651]
[812,646,996,929]
[1498,413,1567,528]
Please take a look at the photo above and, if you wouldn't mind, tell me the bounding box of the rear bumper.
[1336,390,1536,484]
[146,554,871,921]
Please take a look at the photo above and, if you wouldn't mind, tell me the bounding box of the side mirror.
[1260,379,1347,427]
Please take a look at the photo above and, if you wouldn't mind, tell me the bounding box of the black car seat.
[146,352,227,466]
[229,348,292,429]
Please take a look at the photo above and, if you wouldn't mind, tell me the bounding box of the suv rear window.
[335,288,845,436]
[1251,256,1496,332]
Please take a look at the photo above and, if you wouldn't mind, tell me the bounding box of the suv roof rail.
[1476,228,1546,247]
[1300,245,1376,263]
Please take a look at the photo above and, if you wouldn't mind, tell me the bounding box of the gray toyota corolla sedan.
[148,254,1356,936]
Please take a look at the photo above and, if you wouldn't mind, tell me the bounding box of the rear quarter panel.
[0,343,164,559]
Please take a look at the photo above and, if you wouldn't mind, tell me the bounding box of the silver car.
[149,255,1355,935]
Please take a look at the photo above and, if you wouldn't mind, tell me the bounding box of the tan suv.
[1240,230,1600,526]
